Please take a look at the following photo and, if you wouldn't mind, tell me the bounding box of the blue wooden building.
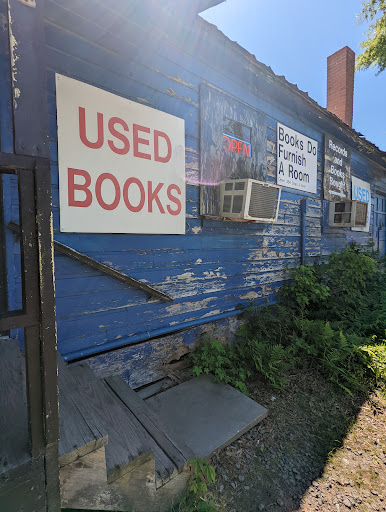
[2,0,386,392]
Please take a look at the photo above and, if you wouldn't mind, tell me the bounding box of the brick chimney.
[327,46,355,128]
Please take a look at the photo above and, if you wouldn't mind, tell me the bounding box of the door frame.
[0,153,60,511]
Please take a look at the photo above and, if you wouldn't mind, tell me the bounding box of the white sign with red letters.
[56,74,185,234]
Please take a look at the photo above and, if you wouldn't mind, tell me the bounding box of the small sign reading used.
[276,123,318,193]
[323,134,351,201]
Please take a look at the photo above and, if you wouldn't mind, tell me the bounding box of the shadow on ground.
[206,369,385,512]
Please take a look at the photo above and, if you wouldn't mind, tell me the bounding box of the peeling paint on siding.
[165,296,216,315]
[8,9,19,108]
[167,75,194,88]
[239,291,260,300]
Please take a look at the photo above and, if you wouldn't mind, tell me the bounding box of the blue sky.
[200,0,386,151]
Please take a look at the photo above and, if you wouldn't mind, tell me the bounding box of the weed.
[188,458,216,496]
[357,340,386,383]
[190,336,250,394]
[170,458,217,512]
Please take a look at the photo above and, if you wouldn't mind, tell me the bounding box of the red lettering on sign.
[223,134,251,158]
[79,107,104,149]
[68,168,92,207]
[167,184,182,216]
[223,134,231,151]
[133,124,151,160]
[108,117,130,155]
[154,130,172,163]
[148,181,165,213]
[123,177,145,212]
[95,173,120,210]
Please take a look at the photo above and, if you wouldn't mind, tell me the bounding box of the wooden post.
[6,0,60,507]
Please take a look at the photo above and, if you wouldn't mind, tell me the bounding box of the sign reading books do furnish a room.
[276,123,318,194]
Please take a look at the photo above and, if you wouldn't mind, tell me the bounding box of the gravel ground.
[205,370,386,512]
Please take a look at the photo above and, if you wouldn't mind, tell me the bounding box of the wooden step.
[68,363,155,483]
[105,375,193,469]
[69,363,184,487]
[0,338,30,475]
[57,357,108,466]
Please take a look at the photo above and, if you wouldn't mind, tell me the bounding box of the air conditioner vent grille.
[355,201,367,226]
[248,183,279,220]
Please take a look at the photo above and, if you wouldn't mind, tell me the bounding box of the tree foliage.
[356,0,386,74]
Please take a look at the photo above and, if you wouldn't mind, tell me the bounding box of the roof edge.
[197,0,225,13]
[197,17,386,166]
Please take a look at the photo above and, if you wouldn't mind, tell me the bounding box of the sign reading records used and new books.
[276,123,318,193]
[323,134,351,201]
[56,74,186,234]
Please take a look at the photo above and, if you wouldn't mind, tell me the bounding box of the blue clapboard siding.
[36,0,385,383]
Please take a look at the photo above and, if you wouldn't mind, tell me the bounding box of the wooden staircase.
[0,338,191,512]
[58,360,192,511]
[1,339,268,511]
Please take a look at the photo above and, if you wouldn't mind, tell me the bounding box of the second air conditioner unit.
[220,179,281,222]
[328,200,368,228]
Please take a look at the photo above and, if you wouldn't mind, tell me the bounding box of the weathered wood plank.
[54,240,173,302]
[59,446,120,511]
[57,357,108,467]
[67,363,155,483]
[0,455,46,512]
[106,375,193,469]
[69,364,179,485]
[0,338,30,474]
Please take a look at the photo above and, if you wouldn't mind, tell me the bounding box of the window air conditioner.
[328,200,368,228]
[219,179,281,222]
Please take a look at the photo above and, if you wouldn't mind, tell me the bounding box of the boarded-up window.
[200,84,266,215]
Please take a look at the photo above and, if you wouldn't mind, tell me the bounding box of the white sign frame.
[276,123,318,193]
[56,74,186,234]
[351,176,371,232]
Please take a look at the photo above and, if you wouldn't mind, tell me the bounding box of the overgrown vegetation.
[182,244,386,512]
[170,458,217,512]
[190,244,386,396]
[190,336,251,394]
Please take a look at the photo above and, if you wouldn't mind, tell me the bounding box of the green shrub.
[323,245,379,321]
[242,339,289,390]
[280,264,329,317]
[189,244,386,396]
[237,304,294,346]
[190,337,250,394]
[290,319,366,394]
[357,339,386,383]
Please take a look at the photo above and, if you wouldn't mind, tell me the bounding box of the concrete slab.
[146,375,268,460]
